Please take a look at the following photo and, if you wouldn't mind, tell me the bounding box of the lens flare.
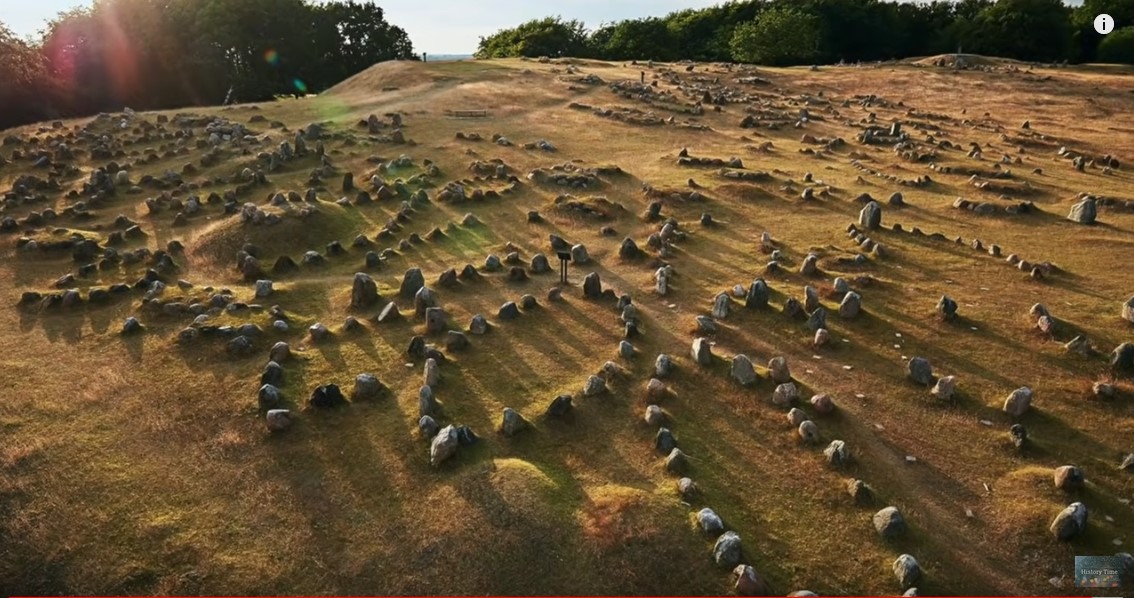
[264,49,280,66]
[293,78,308,94]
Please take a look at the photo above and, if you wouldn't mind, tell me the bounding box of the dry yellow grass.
[1,56,1132,596]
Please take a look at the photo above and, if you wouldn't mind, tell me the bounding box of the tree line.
[0,0,416,131]
[475,0,1134,67]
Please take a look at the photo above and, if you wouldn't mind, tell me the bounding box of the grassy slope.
[1,57,1132,596]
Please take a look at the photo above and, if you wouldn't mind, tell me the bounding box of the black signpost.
[556,251,571,285]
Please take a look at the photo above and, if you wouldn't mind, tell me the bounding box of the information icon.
[1095,13,1115,35]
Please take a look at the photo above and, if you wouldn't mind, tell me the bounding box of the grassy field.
[1,55,1132,596]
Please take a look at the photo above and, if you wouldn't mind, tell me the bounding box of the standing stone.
[255,279,274,298]
[1003,387,1033,417]
[419,385,438,416]
[931,376,956,400]
[1054,465,1085,490]
[400,267,425,298]
[745,279,769,309]
[655,268,668,295]
[583,375,606,397]
[697,508,725,536]
[618,340,635,359]
[501,407,529,437]
[498,301,520,320]
[893,554,921,588]
[582,272,602,298]
[265,409,292,431]
[937,295,958,321]
[806,307,827,332]
[712,531,742,568]
[832,277,849,297]
[414,286,438,316]
[419,415,439,439]
[352,373,383,400]
[839,291,862,319]
[530,253,550,274]
[665,447,688,473]
[1067,197,1097,224]
[425,307,446,333]
[798,420,819,444]
[469,314,488,334]
[824,440,851,466]
[874,506,907,539]
[768,356,791,383]
[801,254,818,275]
[309,384,346,408]
[1123,295,1134,324]
[570,243,589,264]
[547,394,573,417]
[644,404,665,426]
[446,330,469,352]
[351,272,379,308]
[787,408,807,427]
[692,337,713,366]
[655,427,677,454]
[1049,502,1088,540]
[377,302,401,323]
[424,357,440,387]
[804,286,821,312]
[814,328,830,347]
[859,201,882,230]
[772,382,798,406]
[655,353,674,377]
[712,293,731,319]
[430,425,458,466]
[677,477,698,501]
[269,341,290,363]
[731,354,757,385]
[907,357,933,386]
[733,565,772,596]
[811,393,835,415]
[1112,342,1134,371]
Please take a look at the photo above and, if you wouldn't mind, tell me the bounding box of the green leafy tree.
[730,7,821,66]
[589,17,677,61]
[965,0,1073,61]
[475,17,587,59]
[1097,26,1134,62]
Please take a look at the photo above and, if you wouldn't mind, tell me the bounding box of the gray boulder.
[692,337,713,366]
[351,373,383,400]
[1050,502,1088,540]
[430,425,459,466]
[1067,197,1097,224]
[839,291,862,319]
[893,554,921,588]
[697,507,724,535]
[265,409,292,431]
[713,531,742,568]
[583,375,606,397]
[859,201,882,230]
[351,272,379,307]
[501,407,529,437]
[768,356,791,383]
[908,357,933,386]
[399,267,425,298]
[1003,387,1033,417]
[824,440,851,466]
[731,354,757,385]
[874,506,907,539]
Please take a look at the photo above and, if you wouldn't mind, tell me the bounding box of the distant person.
[640,71,645,84]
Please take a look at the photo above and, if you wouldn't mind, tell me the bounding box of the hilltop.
[1,56,1132,596]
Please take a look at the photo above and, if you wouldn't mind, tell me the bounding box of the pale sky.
[0,0,1089,54]
[0,0,723,54]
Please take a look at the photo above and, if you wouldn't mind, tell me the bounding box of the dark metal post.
[556,251,571,285]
